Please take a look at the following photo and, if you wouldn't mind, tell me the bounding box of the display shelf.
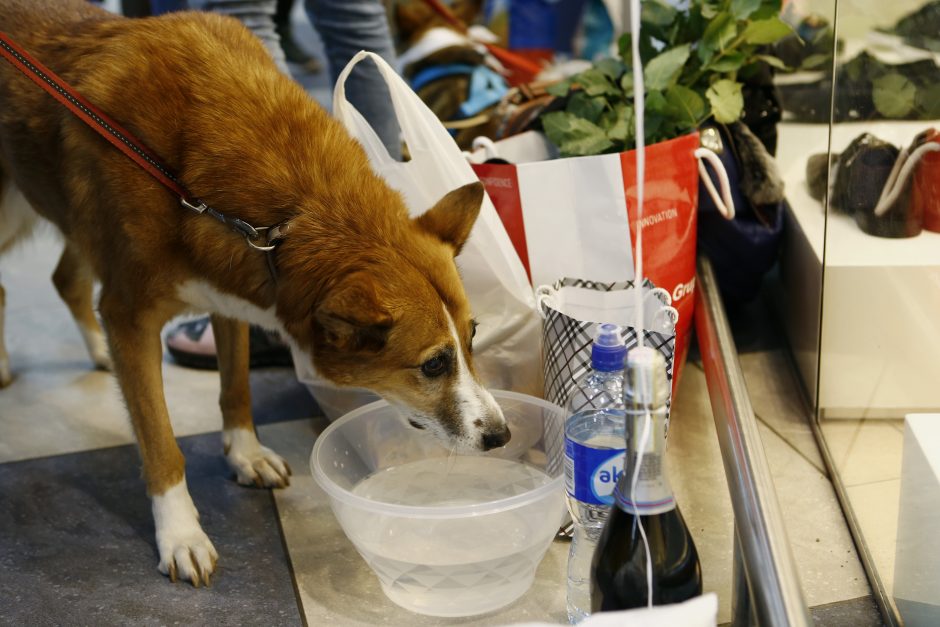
[782,121,940,268]
[895,414,940,627]
[777,121,940,419]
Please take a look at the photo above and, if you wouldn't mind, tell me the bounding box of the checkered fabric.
[541,278,676,412]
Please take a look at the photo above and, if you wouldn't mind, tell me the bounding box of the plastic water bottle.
[564,323,628,623]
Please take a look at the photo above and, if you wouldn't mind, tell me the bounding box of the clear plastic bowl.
[310,390,567,617]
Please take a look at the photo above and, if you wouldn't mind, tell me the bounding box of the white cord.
[630,405,654,608]
[631,7,646,342]
[628,0,654,608]
[874,141,940,217]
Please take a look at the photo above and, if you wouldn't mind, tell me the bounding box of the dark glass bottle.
[590,348,702,612]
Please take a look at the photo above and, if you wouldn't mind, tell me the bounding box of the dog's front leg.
[212,315,291,488]
[101,297,218,586]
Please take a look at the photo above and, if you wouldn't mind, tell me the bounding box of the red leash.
[0,31,283,252]
[0,32,193,204]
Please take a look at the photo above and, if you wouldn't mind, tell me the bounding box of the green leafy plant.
[841,52,940,120]
[542,0,794,157]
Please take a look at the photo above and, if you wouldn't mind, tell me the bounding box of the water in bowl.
[345,456,555,617]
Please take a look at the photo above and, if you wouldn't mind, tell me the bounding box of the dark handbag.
[697,122,786,304]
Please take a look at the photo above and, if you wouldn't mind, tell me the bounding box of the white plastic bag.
[294,51,541,418]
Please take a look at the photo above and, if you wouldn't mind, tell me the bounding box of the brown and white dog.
[0,0,509,586]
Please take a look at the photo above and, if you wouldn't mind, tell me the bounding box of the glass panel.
[817,0,940,623]
[772,0,837,408]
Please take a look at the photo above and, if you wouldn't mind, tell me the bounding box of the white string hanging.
[626,0,655,609]
[874,140,940,217]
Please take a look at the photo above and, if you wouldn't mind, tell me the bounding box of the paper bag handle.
[535,283,679,331]
[695,147,735,220]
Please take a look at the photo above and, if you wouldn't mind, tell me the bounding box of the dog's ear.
[315,275,392,352]
[414,182,484,256]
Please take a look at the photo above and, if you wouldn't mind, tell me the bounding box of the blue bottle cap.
[591,323,627,372]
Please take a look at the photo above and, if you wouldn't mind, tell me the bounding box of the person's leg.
[274,0,322,71]
[121,0,153,17]
[554,0,589,56]
[275,0,293,23]
[150,0,189,14]
[304,0,401,159]
[192,0,290,74]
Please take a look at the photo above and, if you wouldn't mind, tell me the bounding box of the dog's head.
[278,182,509,452]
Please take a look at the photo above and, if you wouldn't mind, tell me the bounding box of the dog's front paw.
[157,526,218,587]
[153,479,219,587]
[223,428,292,488]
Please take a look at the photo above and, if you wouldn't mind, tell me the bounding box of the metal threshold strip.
[694,256,812,626]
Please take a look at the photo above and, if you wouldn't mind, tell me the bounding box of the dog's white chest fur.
[176,280,284,334]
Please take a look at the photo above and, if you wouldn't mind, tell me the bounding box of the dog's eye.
[470,320,479,339]
[421,355,448,378]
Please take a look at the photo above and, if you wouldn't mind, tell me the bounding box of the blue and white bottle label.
[564,439,626,505]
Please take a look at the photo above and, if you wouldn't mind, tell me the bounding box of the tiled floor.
[0,7,887,626]
[0,431,303,626]
[819,418,907,609]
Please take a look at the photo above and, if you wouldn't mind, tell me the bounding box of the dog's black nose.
[481,426,511,451]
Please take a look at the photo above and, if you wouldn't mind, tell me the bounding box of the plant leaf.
[681,6,708,42]
[801,53,830,70]
[641,0,678,26]
[644,44,691,91]
[709,51,747,72]
[542,111,615,156]
[600,102,634,143]
[644,112,666,143]
[742,17,794,45]
[872,73,917,118]
[706,79,744,123]
[754,53,789,70]
[665,84,706,127]
[619,72,635,97]
[915,83,940,118]
[703,14,737,51]
[752,1,781,20]
[646,90,669,113]
[576,68,620,97]
[730,0,761,20]
[700,2,719,18]
[595,57,626,80]
[618,33,633,65]
[566,91,607,123]
[545,79,572,97]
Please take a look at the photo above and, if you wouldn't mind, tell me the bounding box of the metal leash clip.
[180,197,208,214]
